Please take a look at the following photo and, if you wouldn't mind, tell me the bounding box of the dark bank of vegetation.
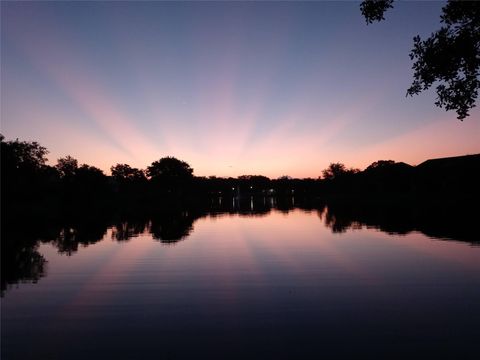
[2,188,479,296]
[2,133,479,223]
[2,134,479,295]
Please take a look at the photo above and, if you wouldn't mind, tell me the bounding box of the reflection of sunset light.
[367,230,480,270]
[189,210,379,286]
[55,230,158,313]
[29,209,480,324]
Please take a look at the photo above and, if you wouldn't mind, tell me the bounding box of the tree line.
[2,134,479,218]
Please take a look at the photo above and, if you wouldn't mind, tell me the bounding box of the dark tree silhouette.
[1,135,52,208]
[365,160,396,171]
[146,157,193,180]
[73,165,110,200]
[362,160,414,193]
[111,163,146,183]
[56,155,78,178]
[237,175,271,194]
[360,0,394,24]
[322,163,359,180]
[1,135,49,173]
[360,0,480,120]
[322,163,347,180]
[75,164,106,182]
[111,164,148,198]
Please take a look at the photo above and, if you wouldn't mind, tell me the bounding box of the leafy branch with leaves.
[361,0,479,120]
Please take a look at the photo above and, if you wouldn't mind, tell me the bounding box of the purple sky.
[2,1,479,177]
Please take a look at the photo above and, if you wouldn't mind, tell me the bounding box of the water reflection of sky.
[3,210,480,359]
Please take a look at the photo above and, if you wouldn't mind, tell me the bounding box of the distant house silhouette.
[415,154,480,194]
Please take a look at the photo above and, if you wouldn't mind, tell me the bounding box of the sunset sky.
[2,1,479,178]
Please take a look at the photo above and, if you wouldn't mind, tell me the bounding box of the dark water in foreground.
[2,201,480,359]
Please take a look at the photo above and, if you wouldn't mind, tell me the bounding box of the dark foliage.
[1,135,49,181]
[2,135,479,299]
[361,0,480,120]
[360,0,394,24]
[1,135,54,209]
[3,185,478,295]
[146,156,193,180]
[111,163,146,183]
[362,160,414,193]
[150,210,195,243]
[56,155,78,178]
[2,135,478,228]
[321,162,359,180]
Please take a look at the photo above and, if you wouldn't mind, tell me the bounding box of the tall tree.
[361,0,480,120]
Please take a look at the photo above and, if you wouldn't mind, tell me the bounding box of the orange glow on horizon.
[4,5,479,178]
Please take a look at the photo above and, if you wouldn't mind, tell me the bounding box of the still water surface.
[3,206,480,359]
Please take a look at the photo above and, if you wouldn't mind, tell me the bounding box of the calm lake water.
[2,202,480,359]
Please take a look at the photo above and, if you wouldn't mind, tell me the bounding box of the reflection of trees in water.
[111,220,150,241]
[53,221,108,256]
[1,244,46,296]
[150,211,195,244]
[1,222,54,296]
[3,196,478,296]
[320,199,478,243]
[42,198,479,249]
[209,196,273,216]
[323,201,417,235]
[321,208,362,234]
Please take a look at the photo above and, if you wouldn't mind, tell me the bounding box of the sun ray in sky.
[2,1,478,176]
